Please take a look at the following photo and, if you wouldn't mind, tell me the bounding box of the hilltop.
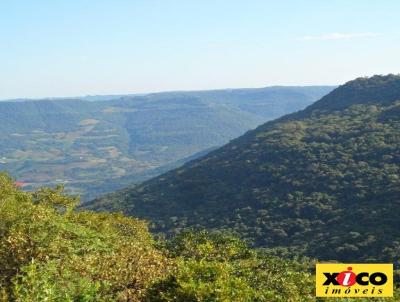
[87,75,400,262]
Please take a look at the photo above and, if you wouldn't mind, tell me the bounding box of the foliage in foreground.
[0,173,167,301]
[145,230,315,302]
[0,173,399,301]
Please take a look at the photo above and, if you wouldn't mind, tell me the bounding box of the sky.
[1,0,399,99]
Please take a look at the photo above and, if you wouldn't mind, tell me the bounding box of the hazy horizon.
[1,1,399,99]
[0,83,338,102]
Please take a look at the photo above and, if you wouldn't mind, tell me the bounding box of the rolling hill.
[87,75,400,262]
[0,86,332,200]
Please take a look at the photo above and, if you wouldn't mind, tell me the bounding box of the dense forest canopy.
[87,75,400,263]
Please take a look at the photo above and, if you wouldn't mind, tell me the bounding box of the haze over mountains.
[88,74,400,263]
[0,86,332,200]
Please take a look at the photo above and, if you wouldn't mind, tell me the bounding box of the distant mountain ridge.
[86,74,400,262]
[0,86,332,200]
[0,85,332,103]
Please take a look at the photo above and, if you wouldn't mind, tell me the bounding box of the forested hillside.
[0,86,331,201]
[87,75,400,263]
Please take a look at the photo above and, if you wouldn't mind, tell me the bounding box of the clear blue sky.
[1,0,399,99]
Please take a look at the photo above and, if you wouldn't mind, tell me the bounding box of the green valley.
[0,86,331,201]
[2,1,399,300]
